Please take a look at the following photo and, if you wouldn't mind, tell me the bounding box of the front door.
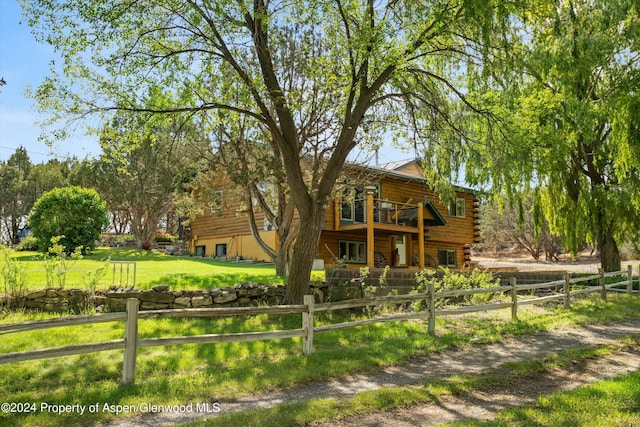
[395,235,407,266]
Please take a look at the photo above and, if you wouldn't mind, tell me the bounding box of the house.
[188,159,479,270]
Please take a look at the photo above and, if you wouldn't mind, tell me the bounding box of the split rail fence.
[0,266,637,384]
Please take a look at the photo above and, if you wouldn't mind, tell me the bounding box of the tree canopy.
[23,0,520,302]
[422,0,640,272]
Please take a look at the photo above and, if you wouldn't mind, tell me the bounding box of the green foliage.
[28,186,108,253]
[0,246,28,304]
[22,0,520,303]
[153,233,176,243]
[452,0,640,272]
[0,147,33,244]
[0,294,638,426]
[15,234,39,251]
[413,268,501,310]
[42,236,83,289]
[83,255,111,297]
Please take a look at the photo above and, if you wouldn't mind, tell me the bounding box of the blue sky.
[0,1,411,165]
[0,1,102,163]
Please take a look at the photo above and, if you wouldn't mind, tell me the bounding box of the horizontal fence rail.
[0,266,637,384]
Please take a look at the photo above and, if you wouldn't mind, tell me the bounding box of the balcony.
[337,197,445,234]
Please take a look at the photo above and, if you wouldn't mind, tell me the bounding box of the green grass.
[194,337,640,427]
[0,294,639,426]
[6,248,291,291]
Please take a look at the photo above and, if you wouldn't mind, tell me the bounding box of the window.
[340,185,378,223]
[195,245,206,257]
[215,243,227,258]
[448,198,466,218]
[438,249,457,268]
[338,240,367,263]
[210,190,223,215]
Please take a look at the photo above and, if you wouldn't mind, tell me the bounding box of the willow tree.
[427,0,640,272]
[24,0,516,303]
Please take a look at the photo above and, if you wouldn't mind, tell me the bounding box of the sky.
[0,1,103,163]
[0,1,412,166]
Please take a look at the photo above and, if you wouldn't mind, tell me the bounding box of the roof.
[346,159,477,194]
[375,159,419,172]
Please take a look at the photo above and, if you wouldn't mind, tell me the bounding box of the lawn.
[0,294,639,426]
[5,248,292,291]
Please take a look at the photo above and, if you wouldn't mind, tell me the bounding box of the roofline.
[346,162,477,194]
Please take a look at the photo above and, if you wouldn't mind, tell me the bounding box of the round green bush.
[28,186,109,253]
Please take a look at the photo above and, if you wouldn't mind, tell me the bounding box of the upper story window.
[340,185,378,223]
[448,197,466,218]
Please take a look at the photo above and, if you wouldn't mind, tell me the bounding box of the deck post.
[122,298,139,384]
[302,295,315,355]
[417,202,425,270]
[564,272,571,309]
[365,187,376,268]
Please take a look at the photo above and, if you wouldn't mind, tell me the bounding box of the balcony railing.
[341,198,420,227]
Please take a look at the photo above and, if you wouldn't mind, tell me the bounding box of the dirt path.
[101,319,640,426]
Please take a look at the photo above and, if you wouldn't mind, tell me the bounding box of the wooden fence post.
[122,298,139,385]
[599,268,606,301]
[510,277,518,320]
[627,265,633,294]
[428,282,436,335]
[302,295,315,356]
[564,272,571,309]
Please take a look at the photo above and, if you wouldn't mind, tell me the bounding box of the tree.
[96,106,202,247]
[28,186,108,253]
[479,196,561,261]
[0,147,32,244]
[27,159,72,202]
[176,117,298,276]
[24,1,515,302]
[470,1,640,272]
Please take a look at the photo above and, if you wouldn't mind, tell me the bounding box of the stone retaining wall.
[4,282,329,313]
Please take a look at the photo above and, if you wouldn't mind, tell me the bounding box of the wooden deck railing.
[0,266,636,384]
[346,197,419,227]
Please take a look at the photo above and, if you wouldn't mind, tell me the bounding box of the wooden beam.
[417,202,425,269]
[366,188,375,268]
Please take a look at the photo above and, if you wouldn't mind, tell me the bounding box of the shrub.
[28,186,109,254]
[0,246,28,305]
[154,233,176,243]
[15,234,39,251]
[412,268,501,310]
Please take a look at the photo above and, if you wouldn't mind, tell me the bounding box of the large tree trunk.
[598,229,621,273]
[284,208,324,304]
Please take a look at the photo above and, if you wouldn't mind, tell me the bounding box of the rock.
[213,290,237,304]
[139,291,175,303]
[174,296,192,307]
[25,291,47,300]
[140,302,169,310]
[105,297,127,311]
[192,296,213,307]
[109,289,143,299]
[237,297,251,305]
[151,284,170,292]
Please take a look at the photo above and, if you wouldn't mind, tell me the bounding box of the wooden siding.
[193,231,277,260]
[190,163,478,267]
